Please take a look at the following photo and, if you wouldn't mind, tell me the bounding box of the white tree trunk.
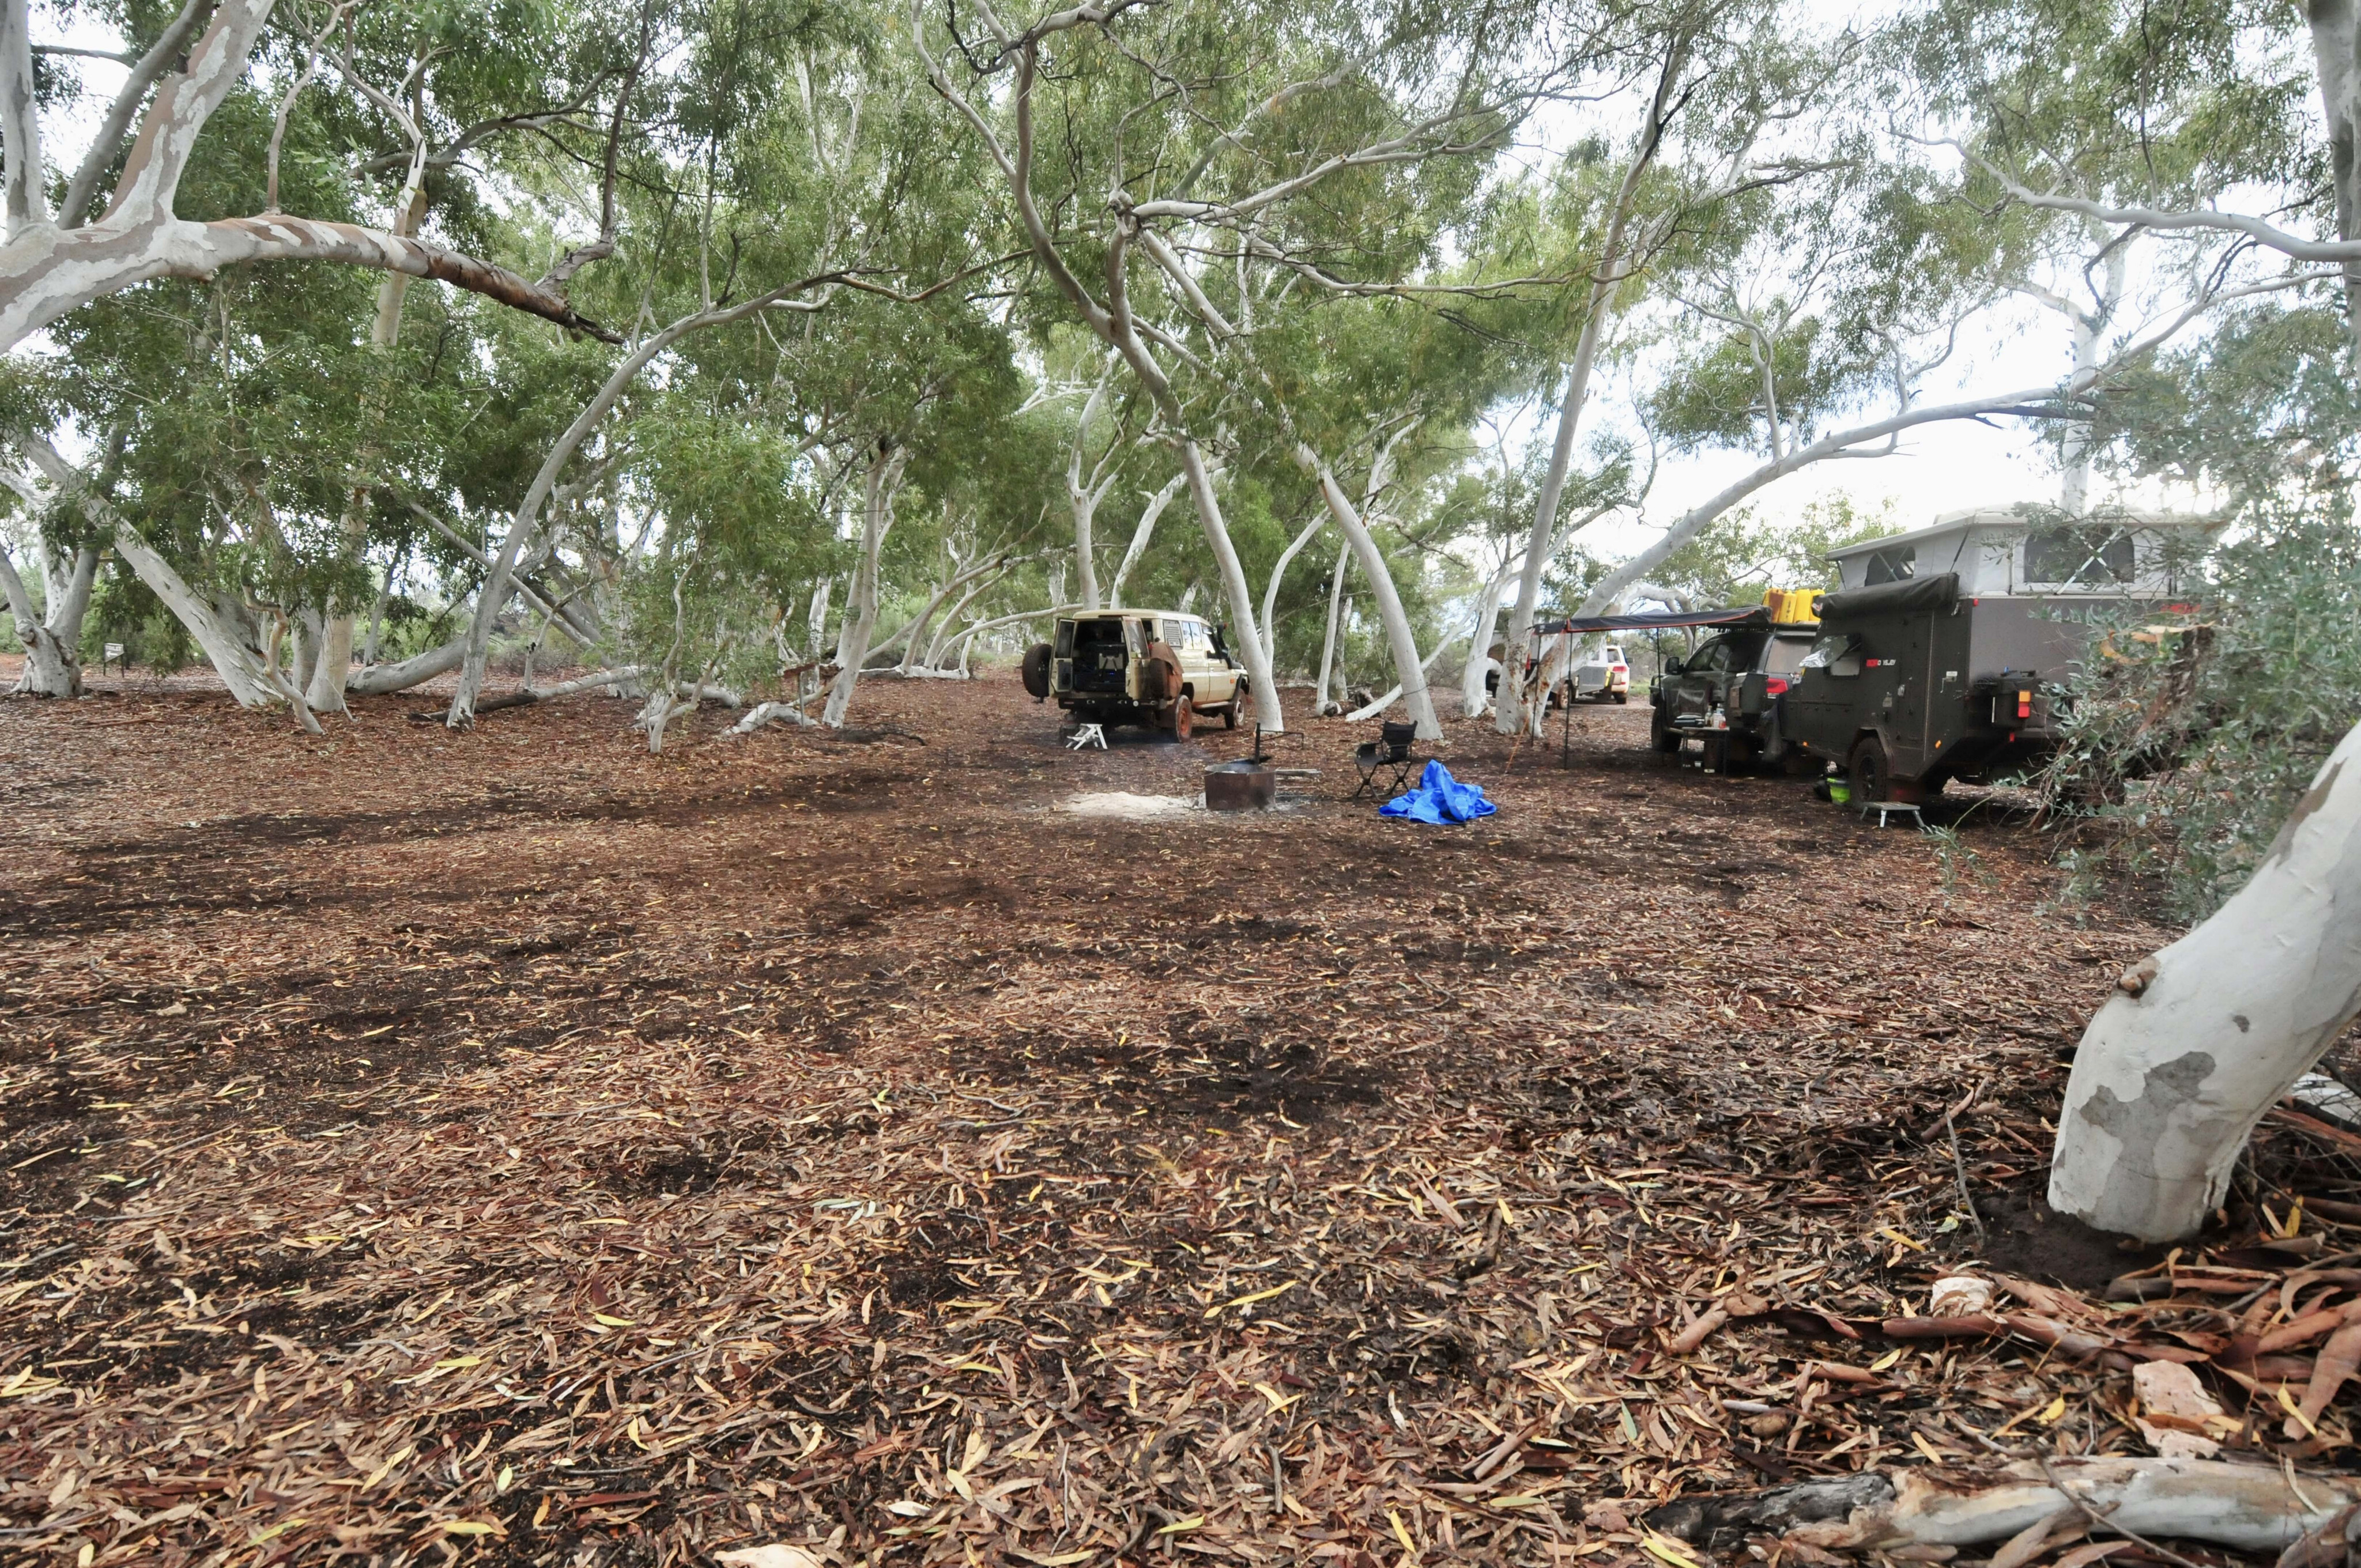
[348,634,468,694]
[1109,470,1187,608]
[1066,356,1118,611]
[308,183,429,714]
[13,432,314,723]
[1315,550,1348,715]
[2050,720,2361,1241]
[923,565,1010,666]
[1496,88,1670,735]
[900,551,1010,673]
[0,539,94,697]
[114,525,306,720]
[1259,514,1327,669]
[822,447,907,727]
[1175,439,1285,729]
[2310,0,2361,352]
[1300,446,1438,740]
[808,577,833,654]
[1460,556,1519,720]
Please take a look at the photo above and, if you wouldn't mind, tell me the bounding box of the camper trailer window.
[1864,546,1916,584]
[2025,524,2136,587]
[1802,634,1863,678]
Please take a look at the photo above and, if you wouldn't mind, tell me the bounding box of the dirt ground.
[3,667,2352,1568]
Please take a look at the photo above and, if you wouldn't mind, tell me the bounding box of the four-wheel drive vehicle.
[1781,572,2069,800]
[1649,623,1816,766]
[1021,610,1250,739]
[1572,644,1631,703]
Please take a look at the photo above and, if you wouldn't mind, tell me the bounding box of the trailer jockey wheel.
[1848,735,1891,802]
[1171,696,1195,742]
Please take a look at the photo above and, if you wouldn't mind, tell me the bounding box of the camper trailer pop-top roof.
[1822,508,2220,597]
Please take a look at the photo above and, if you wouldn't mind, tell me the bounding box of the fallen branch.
[409,667,640,722]
[1654,1459,2361,1556]
[731,698,823,734]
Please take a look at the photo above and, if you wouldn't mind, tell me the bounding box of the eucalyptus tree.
[0,0,625,350]
[2,0,643,720]
[1902,0,2317,511]
[910,0,1563,734]
[1847,0,2361,1241]
[443,0,1013,728]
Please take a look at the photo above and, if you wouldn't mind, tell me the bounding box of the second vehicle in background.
[1572,644,1631,704]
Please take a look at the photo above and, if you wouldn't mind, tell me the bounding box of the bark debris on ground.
[6,672,2359,1567]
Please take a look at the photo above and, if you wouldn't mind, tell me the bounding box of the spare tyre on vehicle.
[1021,641,1053,700]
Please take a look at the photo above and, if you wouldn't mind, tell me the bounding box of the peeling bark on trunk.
[0,538,95,697]
[2050,719,2361,1241]
[822,446,907,728]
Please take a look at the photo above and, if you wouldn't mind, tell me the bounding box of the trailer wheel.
[1848,735,1891,802]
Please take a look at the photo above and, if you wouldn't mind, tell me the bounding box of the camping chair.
[1351,721,1420,800]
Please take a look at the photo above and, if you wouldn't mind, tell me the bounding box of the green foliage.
[1642,494,1902,607]
[2043,501,2361,921]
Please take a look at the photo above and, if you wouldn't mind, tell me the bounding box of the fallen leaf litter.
[5,674,2361,1566]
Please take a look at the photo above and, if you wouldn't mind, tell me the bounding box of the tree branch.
[61,0,216,230]
[2,0,44,233]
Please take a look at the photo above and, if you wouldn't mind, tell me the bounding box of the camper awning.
[1533,606,1772,636]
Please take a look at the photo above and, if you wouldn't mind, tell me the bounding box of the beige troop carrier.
[1021,610,1251,740]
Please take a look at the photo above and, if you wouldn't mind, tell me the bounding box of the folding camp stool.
[1066,723,1107,751]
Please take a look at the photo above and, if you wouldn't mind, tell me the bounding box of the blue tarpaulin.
[1380,760,1499,825]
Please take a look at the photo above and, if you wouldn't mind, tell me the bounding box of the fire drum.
[1202,760,1276,811]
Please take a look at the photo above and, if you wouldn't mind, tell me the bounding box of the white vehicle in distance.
[1572,644,1631,704]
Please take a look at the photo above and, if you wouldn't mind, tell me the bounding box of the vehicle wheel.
[1020,642,1053,700]
[1224,683,1249,729]
[1848,735,1891,802]
[1650,708,1681,754]
[1171,696,1194,742]
[1613,692,1628,705]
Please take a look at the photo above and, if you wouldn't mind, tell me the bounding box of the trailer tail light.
[1764,677,1790,697]
[2016,689,2033,720]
